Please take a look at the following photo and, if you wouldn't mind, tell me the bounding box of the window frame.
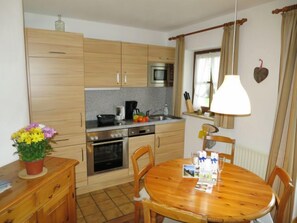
[192,48,221,112]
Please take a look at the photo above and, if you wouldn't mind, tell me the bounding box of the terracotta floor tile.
[80,204,100,217]
[90,189,105,195]
[77,193,92,199]
[126,192,135,202]
[104,185,119,191]
[77,217,87,223]
[119,184,134,194]
[85,212,106,223]
[118,203,135,215]
[92,192,110,203]
[112,195,130,206]
[77,196,95,208]
[77,207,84,218]
[106,189,124,198]
[103,207,123,221]
[97,199,116,211]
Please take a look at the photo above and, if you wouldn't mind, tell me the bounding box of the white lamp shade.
[210,75,251,115]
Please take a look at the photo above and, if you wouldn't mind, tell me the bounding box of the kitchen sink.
[149,114,181,121]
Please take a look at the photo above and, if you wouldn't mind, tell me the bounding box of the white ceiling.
[23,0,275,31]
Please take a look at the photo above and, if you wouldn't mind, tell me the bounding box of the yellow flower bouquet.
[11,123,57,162]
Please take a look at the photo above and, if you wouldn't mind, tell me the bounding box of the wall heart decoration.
[254,59,269,83]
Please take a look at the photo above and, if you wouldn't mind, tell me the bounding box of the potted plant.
[11,123,56,175]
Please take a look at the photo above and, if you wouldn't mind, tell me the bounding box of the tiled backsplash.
[85,87,173,120]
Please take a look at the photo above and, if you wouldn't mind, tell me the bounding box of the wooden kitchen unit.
[148,45,175,63]
[0,157,78,223]
[154,121,185,164]
[84,38,122,88]
[122,42,148,87]
[25,28,87,188]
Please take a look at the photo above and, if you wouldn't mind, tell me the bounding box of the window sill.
[183,112,214,121]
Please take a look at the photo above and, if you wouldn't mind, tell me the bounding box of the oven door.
[87,137,128,176]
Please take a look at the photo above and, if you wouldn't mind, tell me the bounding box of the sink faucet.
[149,108,163,116]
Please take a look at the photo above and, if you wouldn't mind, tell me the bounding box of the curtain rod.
[272,4,297,14]
[168,18,247,41]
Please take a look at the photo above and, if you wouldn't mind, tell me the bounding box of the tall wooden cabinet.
[154,121,185,164]
[0,157,78,223]
[25,28,87,188]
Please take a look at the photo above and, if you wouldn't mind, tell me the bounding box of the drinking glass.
[217,157,225,181]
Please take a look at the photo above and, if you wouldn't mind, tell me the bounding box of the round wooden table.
[144,158,275,222]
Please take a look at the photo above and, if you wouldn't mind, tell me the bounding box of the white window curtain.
[193,52,220,110]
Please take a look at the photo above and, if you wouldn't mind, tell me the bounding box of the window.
[193,49,220,112]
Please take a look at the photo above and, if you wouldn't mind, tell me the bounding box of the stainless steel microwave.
[148,63,174,87]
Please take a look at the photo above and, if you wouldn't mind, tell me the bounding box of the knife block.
[186,99,194,113]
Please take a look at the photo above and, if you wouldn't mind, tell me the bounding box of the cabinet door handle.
[157,136,160,148]
[80,112,83,127]
[81,148,84,162]
[116,73,120,84]
[124,74,127,84]
[49,51,66,54]
[55,139,69,142]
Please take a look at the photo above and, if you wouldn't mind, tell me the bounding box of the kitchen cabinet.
[50,145,87,188]
[122,42,148,87]
[148,45,175,63]
[154,121,185,164]
[0,157,78,223]
[84,39,148,87]
[128,134,155,175]
[25,28,87,187]
[84,38,122,87]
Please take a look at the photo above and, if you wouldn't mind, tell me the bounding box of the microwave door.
[154,69,167,82]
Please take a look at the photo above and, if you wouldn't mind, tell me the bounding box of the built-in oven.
[86,128,128,176]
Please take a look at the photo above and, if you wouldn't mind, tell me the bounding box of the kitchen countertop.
[86,117,184,132]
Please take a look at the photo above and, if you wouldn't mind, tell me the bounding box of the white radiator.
[234,146,269,179]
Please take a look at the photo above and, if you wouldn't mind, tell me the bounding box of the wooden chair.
[254,166,294,223]
[202,135,235,164]
[142,199,207,223]
[131,145,155,223]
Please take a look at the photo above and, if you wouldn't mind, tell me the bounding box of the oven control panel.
[87,128,128,142]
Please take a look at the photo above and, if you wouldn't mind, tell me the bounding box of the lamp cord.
[231,0,237,75]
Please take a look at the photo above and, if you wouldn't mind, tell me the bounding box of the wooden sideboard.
[0,157,78,223]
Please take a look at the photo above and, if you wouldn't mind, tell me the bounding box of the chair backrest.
[142,199,207,223]
[131,145,154,199]
[267,166,294,223]
[202,135,235,164]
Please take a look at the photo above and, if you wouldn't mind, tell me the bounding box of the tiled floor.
[76,181,138,223]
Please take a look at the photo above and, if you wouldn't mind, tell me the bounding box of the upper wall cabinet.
[26,28,84,59]
[148,45,175,63]
[84,38,122,88]
[122,42,148,87]
[84,39,148,88]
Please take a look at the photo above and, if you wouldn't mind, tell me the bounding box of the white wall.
[24,13,168,45]
[168,0,296,156]
[0,0,29,167]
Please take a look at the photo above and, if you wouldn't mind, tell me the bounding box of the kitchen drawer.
[51,133,86,148]
[155,121,185,133]
[0,194,36,223]
[26,28,83,58]
[36,169,71,206]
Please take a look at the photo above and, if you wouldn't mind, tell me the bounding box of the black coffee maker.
[125,101,138,120]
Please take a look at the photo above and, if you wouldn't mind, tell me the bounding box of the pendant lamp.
[210,0,251,115]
